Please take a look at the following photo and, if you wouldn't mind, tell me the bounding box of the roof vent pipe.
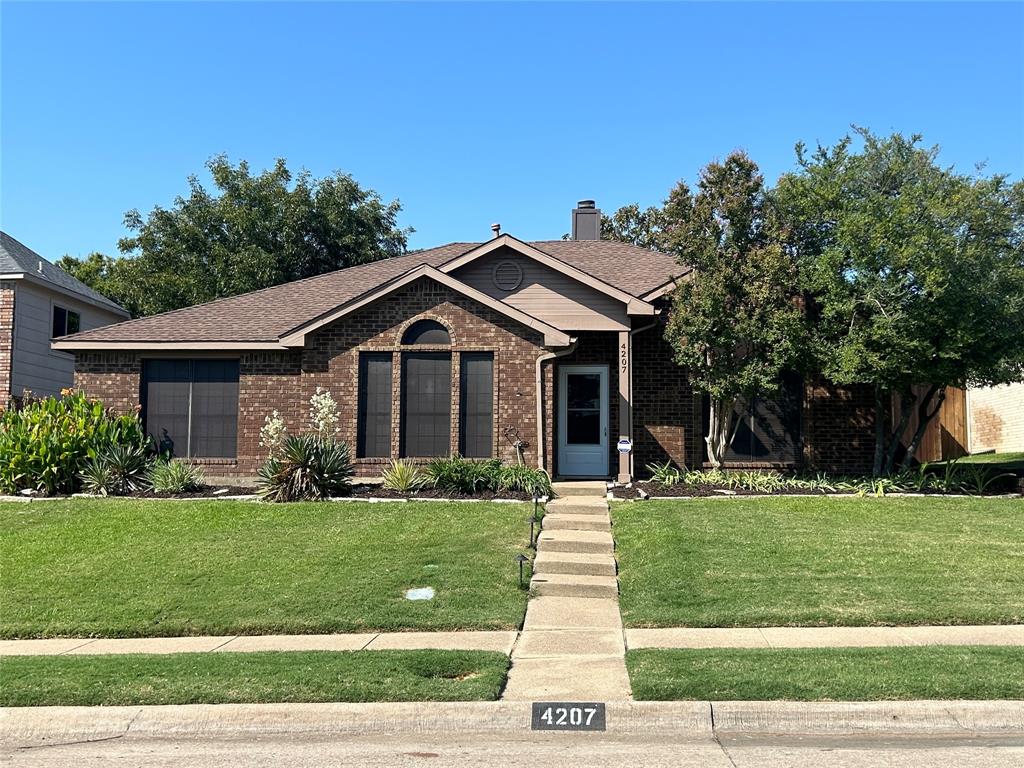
[571,200,601,241]
[491,223,501,238]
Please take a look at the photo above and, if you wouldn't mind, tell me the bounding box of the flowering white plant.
[309,386,340,439]
[259,410,288,457]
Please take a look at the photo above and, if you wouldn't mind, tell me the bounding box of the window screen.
[190,360,240,458]
[401,352,451,457]
[357,353,393,458]
[142,359,239,458]
[459,353,493,458]
[143,360,192,457]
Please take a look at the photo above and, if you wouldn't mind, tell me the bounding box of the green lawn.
[0,650,509,706]
[0,499,532,638]
[627,647,1024,701]
[950,452,1024,473]
[613,496,1024,627]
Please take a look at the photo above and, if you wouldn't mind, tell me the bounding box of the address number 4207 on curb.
[531,702,606,731]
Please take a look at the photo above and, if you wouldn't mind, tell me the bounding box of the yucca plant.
[149,460,206,494]
[381,459,427,493]
[78,443,153,496]
[257,434,353,502]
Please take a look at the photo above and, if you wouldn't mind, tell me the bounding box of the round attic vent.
[492,260,523,292]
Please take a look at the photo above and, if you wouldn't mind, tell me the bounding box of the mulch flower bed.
[133,485,257,499]
[346,484,534,501]
[610,482,830,499]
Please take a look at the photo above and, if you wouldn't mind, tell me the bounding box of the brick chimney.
[571,200,601,241]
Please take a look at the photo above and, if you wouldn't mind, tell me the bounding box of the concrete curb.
[4,701,1023,747]
[712,700,1024,735]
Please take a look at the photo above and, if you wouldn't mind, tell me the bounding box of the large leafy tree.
[59,156,410,317]
[776,129,1024,474]
[663,152,807,467]
[600,203,666,249]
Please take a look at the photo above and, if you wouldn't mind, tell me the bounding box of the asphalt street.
[5,731,1024,767]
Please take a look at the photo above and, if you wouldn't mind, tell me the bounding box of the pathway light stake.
[527,516,536,549]
[515,553,529,589]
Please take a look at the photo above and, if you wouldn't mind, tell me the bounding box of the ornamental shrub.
[497,464,552,497]
[149,459,206,494]
[381,459,427,493]
[0,389,149,496]
[424,456,503,494]
[79,443,154,496]
[257,434,353,502]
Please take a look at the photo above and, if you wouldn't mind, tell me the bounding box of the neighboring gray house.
[1,232,129,403]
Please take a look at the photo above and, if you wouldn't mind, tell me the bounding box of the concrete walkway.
[0,630,517,657]
[627,625,1024,649]
[502,482,632,700]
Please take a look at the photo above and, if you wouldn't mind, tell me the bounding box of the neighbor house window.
[459,352,493,458]
[142,359,239,458]
[52,306,80,338]
[400,352,451,457]
[357,352,393,458]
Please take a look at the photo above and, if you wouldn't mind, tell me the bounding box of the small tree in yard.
[663,152,806,468]
[776,129,1024,475]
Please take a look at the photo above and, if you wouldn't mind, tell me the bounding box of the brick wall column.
[0,281,16,406]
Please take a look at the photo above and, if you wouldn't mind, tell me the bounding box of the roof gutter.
[535,338,578,473]
[52,340,288,351]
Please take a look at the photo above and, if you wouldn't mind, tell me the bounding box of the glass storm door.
[557,365,609,477]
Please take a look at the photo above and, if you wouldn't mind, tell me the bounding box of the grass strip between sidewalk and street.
[626,646,1024,701]
[613,496,1024,627]
[0,650,511,706]
[1,498,532,638]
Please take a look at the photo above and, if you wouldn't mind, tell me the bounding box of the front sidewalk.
[0,631,517,656]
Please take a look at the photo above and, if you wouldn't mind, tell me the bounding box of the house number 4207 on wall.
[620,342,628,374]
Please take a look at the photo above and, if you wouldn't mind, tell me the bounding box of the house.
[53,202,875,481]
[1,232,130,404]
[966,383,1024,454]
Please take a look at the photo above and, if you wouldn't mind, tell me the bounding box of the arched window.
[402,319,451,345]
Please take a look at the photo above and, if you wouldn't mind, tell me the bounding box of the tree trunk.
[705,396,738,469]
[899,385,945,471]
[882,389,916,475]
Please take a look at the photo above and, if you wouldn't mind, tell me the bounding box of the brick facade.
[73,275,879,478]
[75,277,548,476]
[802,377,876,474]
[0,281,13,405]
[631,322,699,473]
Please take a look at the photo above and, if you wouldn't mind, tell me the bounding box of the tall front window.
[142,359,239,458]
[459,352,493,458]
[400,352,451,457]
[357,352,393,458]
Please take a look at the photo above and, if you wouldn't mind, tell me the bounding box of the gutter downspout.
[535,339,578,472]
[628,317,660,479]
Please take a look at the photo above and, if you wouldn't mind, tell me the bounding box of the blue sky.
[3,2,1023,260]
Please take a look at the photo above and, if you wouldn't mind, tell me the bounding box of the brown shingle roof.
[62,239,684,344]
